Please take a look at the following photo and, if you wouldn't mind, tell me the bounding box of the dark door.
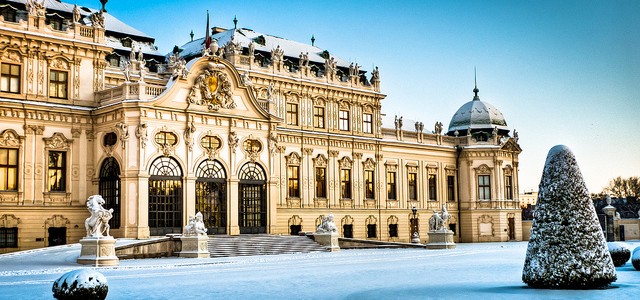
[99,157,121,229]
[148,157,183,236]
[239,183,267,234]
[508,217,515,240]
[196,180,226,234]
[48,227,66,246]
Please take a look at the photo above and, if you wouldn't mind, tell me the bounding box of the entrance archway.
[99,157,121,229]
[238,162,267,234]
[148,157,183,236]
[195,159,227,234]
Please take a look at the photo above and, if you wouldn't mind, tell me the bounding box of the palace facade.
[0,0,522,253]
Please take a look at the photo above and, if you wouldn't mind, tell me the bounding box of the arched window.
[238,162,267,234]
[195,159,227,234]
[99,157,121,229]
[148,157,183,236]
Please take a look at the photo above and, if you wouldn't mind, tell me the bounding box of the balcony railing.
[96,82,166,106]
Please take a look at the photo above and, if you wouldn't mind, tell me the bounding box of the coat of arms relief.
[187,63,237,111]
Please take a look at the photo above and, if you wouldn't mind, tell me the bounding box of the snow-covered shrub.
[522,145,616,289]
[607,242,630,267]
[633,246,640,271]
[52,269,108,300]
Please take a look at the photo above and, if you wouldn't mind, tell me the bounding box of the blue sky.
[76,0,639,194]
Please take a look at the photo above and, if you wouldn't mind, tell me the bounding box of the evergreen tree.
[522,145,616,288]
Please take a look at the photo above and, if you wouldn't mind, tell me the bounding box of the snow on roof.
[5,0,162,56]
[179,28,354,70]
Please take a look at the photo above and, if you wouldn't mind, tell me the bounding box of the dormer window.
[46,14,65,31]
[106,53,120,67]
[0,5,17,22]
[121,38,133,48]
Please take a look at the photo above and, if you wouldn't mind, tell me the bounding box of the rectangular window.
[339,110,349,131]
[408,172,417,200]
[387,171,396,200]
[447,175,455,202]
[48,151,66,192]
[0,227,18,248]
[364,170,375,199]
[340,169,351,199]
[367,224,377,238]
[363,113,373,134]
[286,103,298,125]
[1,64,20,93]
[48,18,63,31]
[505,175,513,200]
[313,106,325,129]
[49,70,68,99]
[478,175,491,200]
[0,148,18,191]
[315,167,326,198]
[288,165,300,198]
[428,174,437,201]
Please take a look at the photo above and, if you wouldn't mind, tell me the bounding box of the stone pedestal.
[77,237,119,266]
[426,230,456,249]
[314,232,340,252]
[178,235,210,258]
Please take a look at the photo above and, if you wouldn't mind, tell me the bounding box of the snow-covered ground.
[1,241,639,299]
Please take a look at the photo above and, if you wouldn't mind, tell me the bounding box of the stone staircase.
[208,235,327,258]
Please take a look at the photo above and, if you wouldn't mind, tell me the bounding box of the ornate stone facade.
[0,0,523,253]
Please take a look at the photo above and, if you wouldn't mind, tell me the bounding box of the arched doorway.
[195,159,227,234]
[238,162,267,234]
[99,157,121,229]
[148,157,183,236]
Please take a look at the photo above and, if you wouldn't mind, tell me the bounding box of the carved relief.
[475,164,492,175]
[50,58,69,70]
[184,121,196,152]
[503,165,513,176]
[187,63,236,111]
[2,49,21,63]
[339,156,352,169]
[0,214,20,227]
[385,163,397,172]
[135,123,148,149]
[71,128,81,138]
[43,132,72,150]
[286,152,301,165]
[115,123,129,150]
[478,215,494,236]
[288,215,302,227]
[0,129,22,147]
[362,158,376,170]
[45,215,70,228]
[228,132,238,153]
[328,150,339,158]
[313,154,327,167]
[407,165,418,173]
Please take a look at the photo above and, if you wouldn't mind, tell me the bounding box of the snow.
[1,241,640,299]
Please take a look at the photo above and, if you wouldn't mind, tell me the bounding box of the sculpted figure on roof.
[271,45,284,62]
[72,4,81,23]
[299,52,309,67]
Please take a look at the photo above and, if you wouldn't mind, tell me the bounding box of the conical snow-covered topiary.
[522,145,616,289]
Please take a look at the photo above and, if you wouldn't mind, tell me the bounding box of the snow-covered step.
[208,235,327,257]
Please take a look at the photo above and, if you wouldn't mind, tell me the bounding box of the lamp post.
[411,206,420,243]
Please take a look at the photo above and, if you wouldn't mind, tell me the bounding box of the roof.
[5,0,162,56]
[446,87,509,135]
[179,27,354,69]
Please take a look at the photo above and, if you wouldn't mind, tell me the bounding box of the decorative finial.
[100,0,108,13]
[233,16,238,29]
[311,35,315,46]
[473,66,480,100]
[190,30,194,42]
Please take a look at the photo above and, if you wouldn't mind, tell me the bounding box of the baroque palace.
[0,0,522,253]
